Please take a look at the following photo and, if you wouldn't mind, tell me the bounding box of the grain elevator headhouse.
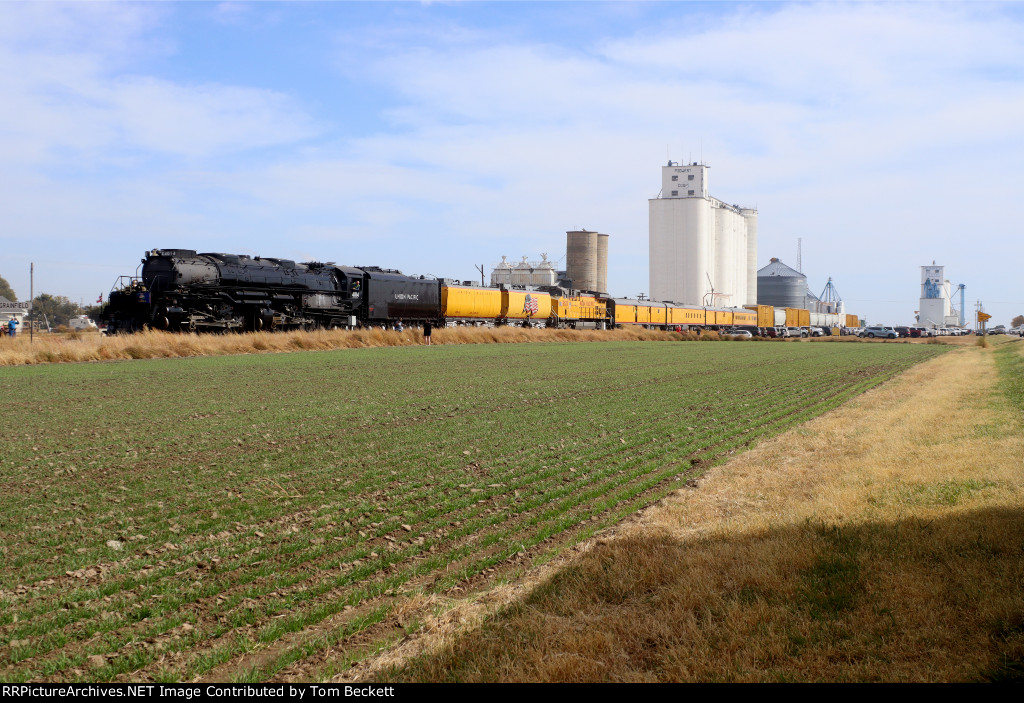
[649,162,758,307]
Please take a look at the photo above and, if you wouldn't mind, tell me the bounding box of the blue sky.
[2,1,1023,326]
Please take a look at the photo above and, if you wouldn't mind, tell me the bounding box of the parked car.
[724,328,754,339]
[859,326,898,339]
[894,326,919,338]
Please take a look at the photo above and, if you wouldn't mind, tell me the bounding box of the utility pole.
[29,262,33,344]
[474,264,485,286]
[975,299,989,335]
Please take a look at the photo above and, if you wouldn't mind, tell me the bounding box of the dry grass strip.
[355,341,1024,683]
[0,326,749,366]
[2,325,962,367]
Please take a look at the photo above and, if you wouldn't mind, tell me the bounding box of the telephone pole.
[29,263,34,344]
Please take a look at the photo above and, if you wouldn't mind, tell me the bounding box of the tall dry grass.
[0,326,729,367]
[361,342,1024,683]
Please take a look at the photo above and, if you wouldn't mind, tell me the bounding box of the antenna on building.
[958,283,966,327]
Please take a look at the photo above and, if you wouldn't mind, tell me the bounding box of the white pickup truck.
[69,315,98,331]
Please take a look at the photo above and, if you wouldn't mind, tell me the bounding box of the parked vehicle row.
[858,325,977,339]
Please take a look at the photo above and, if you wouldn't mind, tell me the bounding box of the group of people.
[1,317,19,337]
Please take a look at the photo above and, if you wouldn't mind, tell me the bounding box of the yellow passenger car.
[610,299,663,327]
[732,309,758,326]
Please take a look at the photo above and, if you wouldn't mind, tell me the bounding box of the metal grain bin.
[757,258,808,309]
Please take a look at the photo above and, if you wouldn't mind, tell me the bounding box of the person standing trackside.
[423,321,432,346]
[7,317,18,337]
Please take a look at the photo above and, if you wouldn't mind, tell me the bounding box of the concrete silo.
[566,230,608,293]
[741,208,758,306]
[596,233,609,295]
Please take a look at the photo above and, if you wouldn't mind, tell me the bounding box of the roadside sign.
[0,301,31,311]
[978,312,992,322]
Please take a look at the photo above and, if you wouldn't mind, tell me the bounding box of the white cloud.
[0,3,319,168]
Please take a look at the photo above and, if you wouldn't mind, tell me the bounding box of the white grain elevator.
[649,162,757,306]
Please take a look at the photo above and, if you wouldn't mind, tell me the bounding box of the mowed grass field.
[0,340,946,682]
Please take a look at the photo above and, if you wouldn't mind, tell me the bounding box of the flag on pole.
[97,294,103,303]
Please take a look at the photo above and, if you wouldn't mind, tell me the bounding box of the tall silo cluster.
[649,162,757,306]
[566,230,609,294]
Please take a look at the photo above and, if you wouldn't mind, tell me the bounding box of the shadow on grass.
[378,506,1024,683]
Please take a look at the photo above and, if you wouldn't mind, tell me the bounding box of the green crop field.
[0,340,946,682]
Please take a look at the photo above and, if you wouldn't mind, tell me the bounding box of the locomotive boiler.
[105,249,423,333]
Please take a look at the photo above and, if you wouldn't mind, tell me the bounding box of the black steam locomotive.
[103,249,442,333]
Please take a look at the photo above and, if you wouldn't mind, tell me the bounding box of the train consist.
[103,249,859,335]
